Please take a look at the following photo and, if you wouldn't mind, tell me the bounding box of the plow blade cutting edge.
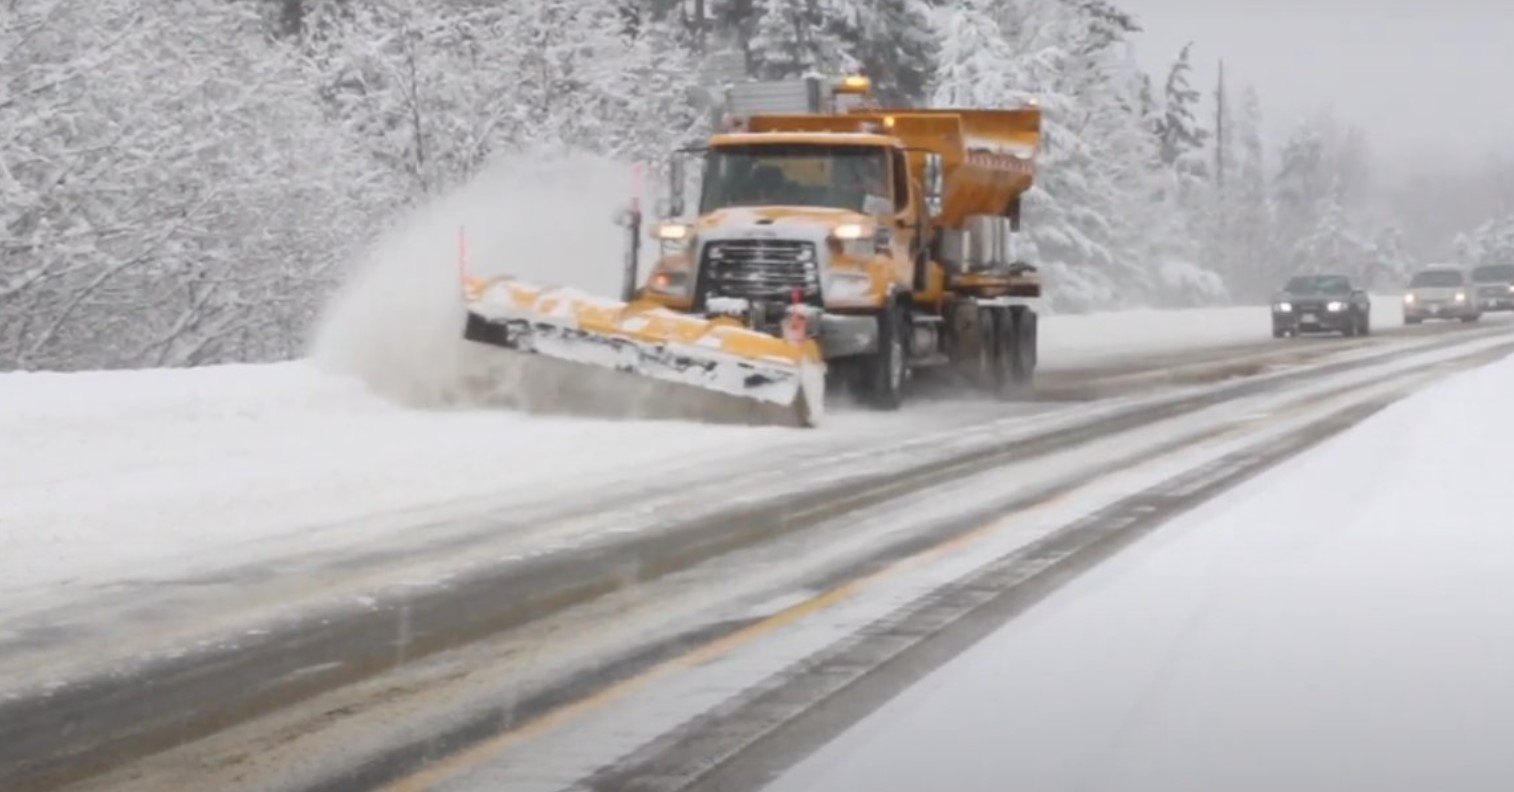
[462,278,824,428]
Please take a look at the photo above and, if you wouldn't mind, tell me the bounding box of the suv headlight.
[824,270,873,300]
[1404,293,1415,303]
[1327,301,1346,312]
[1455,291,1467,302]
[1274,301,1293,312]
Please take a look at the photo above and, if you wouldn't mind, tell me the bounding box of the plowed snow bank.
[0,361,791,595]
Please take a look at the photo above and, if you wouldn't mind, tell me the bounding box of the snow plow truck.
[463,75,1043,428]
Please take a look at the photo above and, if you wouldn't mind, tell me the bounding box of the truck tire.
[992,306,1035,398]
[1007,306,1036,390]
[861,301,908,410]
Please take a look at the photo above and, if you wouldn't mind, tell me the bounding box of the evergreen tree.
[1228,86,1277,298]
[851,0,940,105]
[748,0,855,79]
[1369,224,1413,288]
[1293,188,1370,276]
[1153,43,1208,175]
[929,0,1024,107]
[1273,120,1328,254]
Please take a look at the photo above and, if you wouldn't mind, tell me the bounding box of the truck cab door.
[889,148,925,289]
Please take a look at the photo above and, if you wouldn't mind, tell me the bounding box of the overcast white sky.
[1120,0,1514,164]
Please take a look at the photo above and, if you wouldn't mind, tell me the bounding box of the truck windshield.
[1472,264,1514,282]
[699,144,891,214]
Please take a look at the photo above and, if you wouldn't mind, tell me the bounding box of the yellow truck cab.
[637,75,1044,409]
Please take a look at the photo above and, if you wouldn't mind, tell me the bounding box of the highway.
[11,315,1514,792]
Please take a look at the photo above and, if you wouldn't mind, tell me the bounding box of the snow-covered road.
[764,340,1514,792]
[0,299,1392,597]
[22,307,1512,792]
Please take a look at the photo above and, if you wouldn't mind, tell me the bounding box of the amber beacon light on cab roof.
[463,75,1044,428]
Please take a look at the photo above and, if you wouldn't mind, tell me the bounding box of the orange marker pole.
[457,225,469,297]
[622,162,644,302]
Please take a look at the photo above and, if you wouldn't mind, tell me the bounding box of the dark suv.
[1271,273,1372,338]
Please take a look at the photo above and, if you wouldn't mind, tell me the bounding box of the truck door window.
[892,149,910,213]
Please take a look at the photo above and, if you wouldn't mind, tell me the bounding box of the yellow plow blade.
[462,277,824,428]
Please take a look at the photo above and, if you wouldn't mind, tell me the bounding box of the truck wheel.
[861,301,908,410]
[1014,306,1037,381]
[993,306,1035,398]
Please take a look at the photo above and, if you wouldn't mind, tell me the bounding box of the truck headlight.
[1327,301,1345,312]
[648,270,691,295]
[1455,291,1467,302]
[832,223,867,241]
[1275,301,1293,312]
[1404,293,1415,303]
[824,270,873,300]
[655,223,691,241]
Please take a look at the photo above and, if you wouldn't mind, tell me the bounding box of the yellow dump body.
[743,107,1041,229]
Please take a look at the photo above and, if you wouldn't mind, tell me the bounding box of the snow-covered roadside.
[0,363,801,594]
[764,349,1514,792]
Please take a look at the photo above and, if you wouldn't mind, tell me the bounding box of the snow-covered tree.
[930,0,1030,107]
[749,0,856,79]
[1153,43,1208,177]
[1273,120,1329,255]
[1223,87,1279,298]
[2,0,367,370]
[850,0,940,105]
[1367,224,1413,288]
[1292,189,1372,276]
[6,0,1432,370]
[1455,216,1514,267]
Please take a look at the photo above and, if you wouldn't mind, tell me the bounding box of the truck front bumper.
[819,313,880,358]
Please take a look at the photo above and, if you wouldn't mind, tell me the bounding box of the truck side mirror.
[667,156,686,218]
[923,152,944,219]
[613,202,640,229]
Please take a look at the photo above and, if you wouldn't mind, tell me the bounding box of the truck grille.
[699,239,820,306]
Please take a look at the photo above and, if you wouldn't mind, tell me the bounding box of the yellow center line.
[377,394,1330,791]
